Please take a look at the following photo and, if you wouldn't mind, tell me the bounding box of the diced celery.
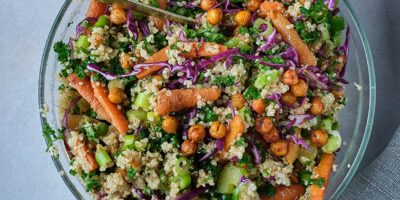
[146,112,160,122]
[320,118,333,132]
[321,24,330,41]
[95,148,112,168]
[126,109,147,121]
[239,107,254,125]
[254,70,280,89]
[217,164,245,194]
[122,135,137,150]
[178,173,191,189]
[298,144,318,165]
[76,35,90,50]
[322,131,342,153]
[108,79,124,90]
[225,37,252,53]
[94,15,110,28]
[253,18,273,37]
[175,157,191,176]
[134,93,150,110]
[134,140,147,151]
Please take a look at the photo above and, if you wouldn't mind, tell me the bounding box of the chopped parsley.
[127,167,137,181]
[244,85,261,100]
[213,75,235,87]
[81,172,101,192]
[53,41,70,63]
[82,123,98,142]
[42,123,63,151]
[199,106,218,123]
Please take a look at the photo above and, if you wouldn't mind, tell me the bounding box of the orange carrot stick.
[68,73,112,123]
[86,0,108,18]
[155,88,221,116]
[74,140,99,173]
[91,78,129,135]
[136,42,228,79]
[261,185,305,200]
[260,1,317,67]
[309,153,336,200]
[224,115,245,151]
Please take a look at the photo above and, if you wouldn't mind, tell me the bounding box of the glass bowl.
[38,0,376,199]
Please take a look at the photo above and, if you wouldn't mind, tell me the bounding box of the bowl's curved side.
[38,0,84,199]
[331,0,376,199]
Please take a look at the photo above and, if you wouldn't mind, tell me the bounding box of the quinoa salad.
[45,0,350,199]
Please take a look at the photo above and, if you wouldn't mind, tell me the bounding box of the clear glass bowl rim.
[38,0,376,199]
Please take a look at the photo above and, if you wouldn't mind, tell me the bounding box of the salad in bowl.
[48,0,350,199]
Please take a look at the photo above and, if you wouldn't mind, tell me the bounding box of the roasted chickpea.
[200,0,218,11]
[270,139,288,157]
[281,92,297,105]
[256,117,274,134]
[188,124,206,142]
[235,10,252,26]
[209,121,227,139]
[206,8,223,25]
[231,94,246,110]
[334,54,347,71]
[247,0,262,12]
[110,7,127,25]
[309,97,324,115]
[108,88,126,104]
[120,53,133,69]
[290,79,308,97]
[331,88,344,99]
[262,127,280,143]
[162,116,179,134]
[310,129,329,147]
[252,99,266,114]
[282,69,299,86]
[181,140,197,156]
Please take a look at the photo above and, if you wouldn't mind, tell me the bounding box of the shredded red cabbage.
[257,29,277,52]
[179,30,188,42]
[298,67,329,90]
[280,47,299,65]
[62,96,82,156]
[175,187,207,200]
[198,139,224,161]
[286,134,311,150]
[325,0,336,11]
[223,0,241,13]
[231,156,239,162]
[251,143,261,164]
[288,114,314,127]
[132,186,151,200]
[182,108,197,136]
[240,176,250,184]
[229,101,236,117]
[127,12,139,40]
[138,21,151,37]
[75,17,97,38]
[198,48,239,68]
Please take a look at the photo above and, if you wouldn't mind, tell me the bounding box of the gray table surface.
[0,0,399,199]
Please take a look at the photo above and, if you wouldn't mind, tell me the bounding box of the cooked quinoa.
[50,0,350,199]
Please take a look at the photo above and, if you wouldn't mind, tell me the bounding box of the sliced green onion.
[94,15,110,28]
[126,109,147,121]
[254,70,280,89]
[253,18,273,37]
[178,173,191,189]
[320,118,333,132]
[134,92,150,110]
[175,157,191,176]
[146,112,160,122]
[76,35,90,50]
[95,148,112,168]
[122,135,137,150]
[322,131,341,153]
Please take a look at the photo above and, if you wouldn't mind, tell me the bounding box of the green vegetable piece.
[217,164,244,194]
[76,35,90,50]
[225,38,252,53]
[123,135,137,150]
[143,186,152,196]
[146,112,160,122]
[95,148,112,168]
[108,79,124,90]
[175,157,191,176]
[243,85,261,100]
[254,70,280,89]
[330,16,345,31]
[239,107,254,125]
[320,118,333,132]
[298,144,318,165]
[321,24,330,41]
[134,140,147,151]
[127,167,136,181]
[225,37,241,48]
[94,15,110,28]
[126,109,147,121]
[134,93,150,110]
[178,173,192,189]
[213,75,235,87]
[322,131,341,153]
[253,18,273,37]
[299,171,312,186]
[95,122,109,137]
